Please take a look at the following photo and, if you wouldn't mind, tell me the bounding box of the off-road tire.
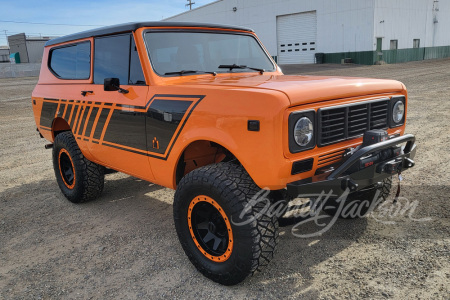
[173,162,279,285]
[323,176,392,219]
[52,131,104,203]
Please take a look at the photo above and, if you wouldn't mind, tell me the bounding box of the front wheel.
[173,163,279,285]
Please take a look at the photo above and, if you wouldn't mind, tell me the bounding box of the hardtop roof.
[45,21,254,46]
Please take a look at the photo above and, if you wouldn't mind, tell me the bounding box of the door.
[376,38,383,62]
[83,33,154,180]
[277,11,317,64]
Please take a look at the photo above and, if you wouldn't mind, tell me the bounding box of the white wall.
[26,40,46,63]
[374,0,450,50]
[165,0,375,56]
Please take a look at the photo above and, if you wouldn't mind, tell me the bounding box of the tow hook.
[45,144,53,149]
[341,178,359,192]
[404,158,415,168]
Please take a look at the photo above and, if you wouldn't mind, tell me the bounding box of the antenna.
[186,0,195,10]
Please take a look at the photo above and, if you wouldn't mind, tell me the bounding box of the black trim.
[247,120,260,132]
[288,110,316,153]
[287,134,417,197]
[291,158,314,175]
[317,98,390,147]
[389,96,406,128]
[45,22,254,46]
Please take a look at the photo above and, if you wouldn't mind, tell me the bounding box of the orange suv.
[32,22,416,285]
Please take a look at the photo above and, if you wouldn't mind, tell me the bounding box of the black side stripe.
[164,96,205,158]
[93,108,110,140]
[84,107,99,138]
[69,105,79,128]
[102,94,205,161]
[59,103,66,117]
[115,94,206,110]
[64,104,73,120]
[76,107,88,135]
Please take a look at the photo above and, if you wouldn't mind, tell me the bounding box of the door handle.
[81,91,93,97]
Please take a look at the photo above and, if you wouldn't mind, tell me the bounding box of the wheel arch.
[174,138,248,186]
[51,117,71,140]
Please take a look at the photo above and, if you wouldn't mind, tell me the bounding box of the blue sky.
[0,0,215,46]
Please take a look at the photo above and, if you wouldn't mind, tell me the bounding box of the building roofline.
[45,21,253,46]
[163,0,223,20]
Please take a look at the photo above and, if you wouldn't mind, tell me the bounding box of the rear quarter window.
[49,42,91,79]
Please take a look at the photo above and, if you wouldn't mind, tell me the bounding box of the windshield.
[144,31,276,76]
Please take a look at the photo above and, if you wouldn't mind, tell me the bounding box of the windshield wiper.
[218,64,265,74]
[165,70,216,76]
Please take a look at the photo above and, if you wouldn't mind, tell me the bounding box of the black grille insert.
[291,158,314,175]
[318,99,390,146]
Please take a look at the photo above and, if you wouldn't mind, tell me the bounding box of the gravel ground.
[1,59,449,299]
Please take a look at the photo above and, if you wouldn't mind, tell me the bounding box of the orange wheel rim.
[188,195,233,262]
[58,148,76,189]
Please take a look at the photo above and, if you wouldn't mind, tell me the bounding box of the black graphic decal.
[40,101,58,128]
[146,99,193,154]
[103,110,147,151]
[93,108,110,140]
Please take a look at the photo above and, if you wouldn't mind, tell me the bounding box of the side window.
[94,34,145,85]
[129,37,146,85]
[49,42,90,79]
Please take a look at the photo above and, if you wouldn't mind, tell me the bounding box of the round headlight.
[294,117,313,146]
[392,101,405,123]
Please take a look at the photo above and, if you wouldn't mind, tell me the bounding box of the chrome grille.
[318,99,390,146]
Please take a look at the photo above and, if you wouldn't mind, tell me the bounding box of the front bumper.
[286,134,417,197]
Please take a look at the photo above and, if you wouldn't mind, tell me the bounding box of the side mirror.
[104,78,129,94]
[104,78,120,91]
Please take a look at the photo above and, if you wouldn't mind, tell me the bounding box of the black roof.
[45,21,254,46]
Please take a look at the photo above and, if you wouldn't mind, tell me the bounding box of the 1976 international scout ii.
[32,22,416,285]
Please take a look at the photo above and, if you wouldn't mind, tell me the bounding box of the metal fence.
[323,45,450,65]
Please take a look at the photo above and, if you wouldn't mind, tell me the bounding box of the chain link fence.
[0,63,40,78]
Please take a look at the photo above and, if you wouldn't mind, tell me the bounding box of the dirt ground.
[1,59,449,299]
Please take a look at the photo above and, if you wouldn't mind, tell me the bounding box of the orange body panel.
[32,25,409,191]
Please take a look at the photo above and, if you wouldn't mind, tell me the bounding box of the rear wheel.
[52,131,104,203]
[174,163,279,285]
[322,177,392,218]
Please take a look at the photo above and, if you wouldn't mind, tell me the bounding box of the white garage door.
[277,11,317,64]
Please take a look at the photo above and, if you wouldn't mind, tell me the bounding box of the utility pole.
[3,30,14,77]
[3,30,10,57]
[186,0,195,10]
